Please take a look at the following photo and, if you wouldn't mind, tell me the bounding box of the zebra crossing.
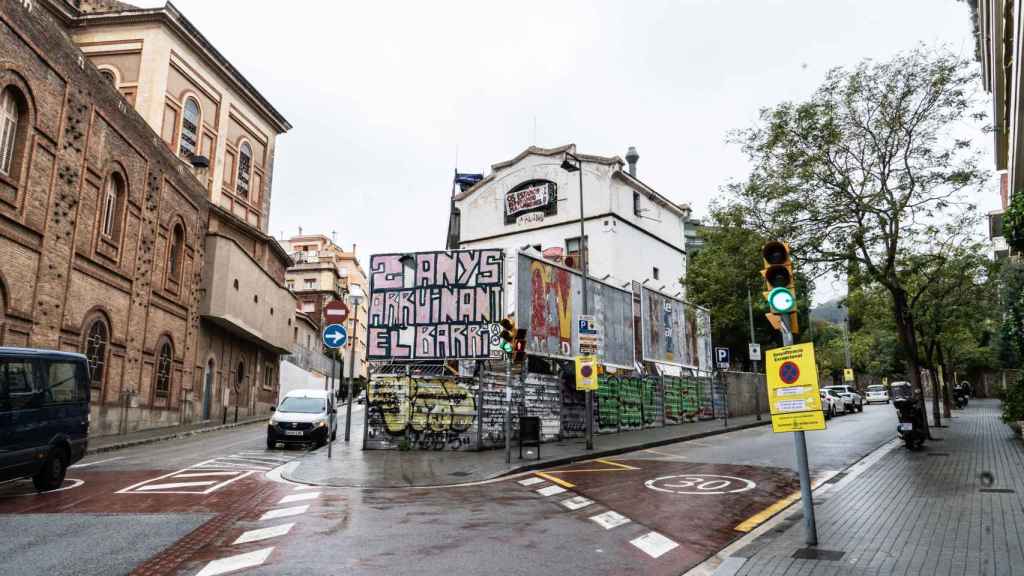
[117,451,297,495]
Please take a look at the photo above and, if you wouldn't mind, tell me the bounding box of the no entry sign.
[324,299,350,324]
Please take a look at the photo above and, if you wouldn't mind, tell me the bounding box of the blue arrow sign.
[322,323,348,349]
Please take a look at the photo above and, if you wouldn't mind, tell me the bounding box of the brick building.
[0,0,295,435]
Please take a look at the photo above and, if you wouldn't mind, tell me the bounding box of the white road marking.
[260,505,309,521]
[136,481,217,491]
[536,485,567,497]
[590,511,631,530]
[171,472,241,478]
[233,523,295,545]
[293,485,318,491]
[631,531,679,558]
[195,547,274,576]
[117,459,256,495]
[69,456,125,469]
[278,491,320,504]
[560,496,594,510]
[518,477,545,486]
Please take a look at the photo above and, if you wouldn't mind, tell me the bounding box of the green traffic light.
[500,341,513,353]
[767,286,795,313]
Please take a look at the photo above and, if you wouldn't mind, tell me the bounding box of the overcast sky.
[149,0,994,302]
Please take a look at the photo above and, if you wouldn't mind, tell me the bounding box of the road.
[0,402,898,576]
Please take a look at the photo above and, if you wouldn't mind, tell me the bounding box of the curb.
[86,417,266,455]
[282,418,772,488]
[497,419,772,480]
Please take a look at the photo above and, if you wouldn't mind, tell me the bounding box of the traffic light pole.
[747,288,761,421]
[505,354,512,464]
[780,313,818,546]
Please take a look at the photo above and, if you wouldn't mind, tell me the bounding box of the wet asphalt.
[0,403,899,576]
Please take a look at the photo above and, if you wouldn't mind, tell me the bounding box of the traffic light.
[512,328,528,363]
[499,317,515,354]
[761,241,799,333]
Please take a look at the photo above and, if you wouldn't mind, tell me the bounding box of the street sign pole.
[780,313,817,546]
[328,351,336,459]
[345,305,358,442]
[747,288,761,421]
[505,354,512,464]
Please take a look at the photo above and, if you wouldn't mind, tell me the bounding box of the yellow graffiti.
[368,377,476,435]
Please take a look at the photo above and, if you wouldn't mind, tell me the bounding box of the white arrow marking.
[195,547,274,576]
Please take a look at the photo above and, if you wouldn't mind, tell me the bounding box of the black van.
[0,348,90,491]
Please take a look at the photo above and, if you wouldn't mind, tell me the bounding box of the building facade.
[280,234,368,380]
[0,0,294,435]
[448,144,688,293]
[970,0,1016,259]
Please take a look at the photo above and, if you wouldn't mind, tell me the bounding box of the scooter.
[954,383,969,409]
[892,381,927,450]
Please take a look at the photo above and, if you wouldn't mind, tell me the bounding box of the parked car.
[865,384,890,404]
[0,348,90,491]
[820,388,847,418]
[824,385,864,413]
[267,389,336,449]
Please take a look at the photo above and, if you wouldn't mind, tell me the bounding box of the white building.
[448,144,689,293]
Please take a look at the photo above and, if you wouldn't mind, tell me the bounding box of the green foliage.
[1001,373,1024,424]
[1004,188,1024,252]
[684,205,813,367]
[996,262,1024,368]
[725,47,988,394]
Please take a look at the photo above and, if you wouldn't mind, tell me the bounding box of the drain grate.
[792,548,845,561]
[825,472,848,484]
[980,488,1015,494]
[449,471,472,477]
[927,452,951,457]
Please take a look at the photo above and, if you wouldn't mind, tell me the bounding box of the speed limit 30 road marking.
[645,474,757,495]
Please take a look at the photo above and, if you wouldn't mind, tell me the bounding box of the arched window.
[0,86,23,177]
[155,339,173,396]
[236,141,252,198]
[169,223,184,283]
[179,97,200,158]
[100,70,117,86]
[236,360,245,389]
[83,315,109,388]
[101,173,123,238]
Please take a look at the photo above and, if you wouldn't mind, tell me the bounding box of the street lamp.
[344,283,364,442]
[561,151,593,451]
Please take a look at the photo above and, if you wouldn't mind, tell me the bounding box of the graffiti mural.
[640,288,712,369]
[516,254,635,367]
[596,374,659,433]
[663,376,702,424]
[366,376,478,450]
[367,249,504,360]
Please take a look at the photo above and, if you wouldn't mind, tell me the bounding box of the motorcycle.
[892,381,927,450]
[953,383,969,409]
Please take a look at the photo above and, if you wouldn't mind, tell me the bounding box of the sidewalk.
[283,411,770,488]
[87,415,266,454]
[716,399,1024,576]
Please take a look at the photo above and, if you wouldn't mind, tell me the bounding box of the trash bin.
[519,416,541,460]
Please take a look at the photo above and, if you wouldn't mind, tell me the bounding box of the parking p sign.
[715,347,730,370]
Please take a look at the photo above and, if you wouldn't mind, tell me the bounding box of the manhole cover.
[980,488,1015,494]
[449,471,471,477]
[927,453,951,457]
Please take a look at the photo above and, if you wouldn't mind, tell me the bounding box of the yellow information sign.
[844,368,854,382]
[765,342,825,432]
[575,355,598,391]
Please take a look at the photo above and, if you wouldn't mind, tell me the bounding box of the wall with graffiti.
[516,254,635,368]
[640,287,713,371]
[367,249,505,361]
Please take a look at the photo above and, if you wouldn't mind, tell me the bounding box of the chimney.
[626,146,639,177]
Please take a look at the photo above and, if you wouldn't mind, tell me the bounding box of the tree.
[685,205,813,370]
[727,48,987,435]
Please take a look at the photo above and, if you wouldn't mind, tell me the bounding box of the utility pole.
[561,151,592,450]
[747,288,761,421]
[345,301,358,442]
[843,314,852,371]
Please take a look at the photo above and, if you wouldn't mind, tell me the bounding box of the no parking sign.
[765,343,825,433]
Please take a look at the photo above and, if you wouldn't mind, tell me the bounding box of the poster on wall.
[515,253,635,369]
[367,249,504,360]
[504,180,558,225]
[640,287,712,371]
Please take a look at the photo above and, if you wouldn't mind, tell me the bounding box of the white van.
[267,389,336,449]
